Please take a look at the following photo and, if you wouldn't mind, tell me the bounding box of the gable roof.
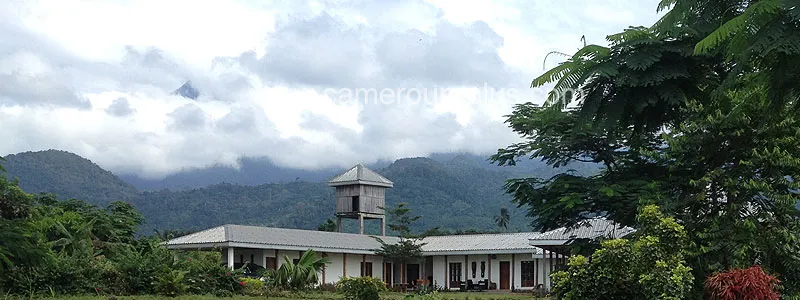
[167,224,399,254]
[421,232,543,255]
[165,225,546,255]
[328,164,393,188]
[528,218,635,246]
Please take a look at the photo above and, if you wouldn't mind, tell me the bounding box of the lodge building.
[166,164,632,291]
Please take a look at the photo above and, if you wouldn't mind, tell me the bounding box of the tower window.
[351,196,360,212]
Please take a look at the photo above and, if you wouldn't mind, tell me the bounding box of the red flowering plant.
[705,266,781,300]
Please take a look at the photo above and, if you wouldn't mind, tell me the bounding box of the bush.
[336,276,387,300]
[240,277,264,296]
[705,266,780,300]
[154,269,187,297]
[551,205,694,300]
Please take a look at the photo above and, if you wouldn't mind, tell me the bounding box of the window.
[360,262,373,277]
[521,261,536,287]
[250,254,254,264]
[266,257,276,269]
[293,259,300,265]
[449,263,462,287]
[351,196,360,212]
[240,254,244,264]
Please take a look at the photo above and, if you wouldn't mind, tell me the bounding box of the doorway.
[499,261,510,290]
[407,264,420,285]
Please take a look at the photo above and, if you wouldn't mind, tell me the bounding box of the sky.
[0,0,664,178]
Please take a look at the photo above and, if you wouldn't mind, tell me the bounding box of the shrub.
[240,277,264,296]
[336,276,386,300]
[317,282,337,292]
[551,205,694,300]
[153,270,187,297]
[705,266,780,300]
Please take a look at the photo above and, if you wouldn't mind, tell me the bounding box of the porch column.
[488,254,492,290]
[511,253,516,290]
[358,214,364,234]
[322,252,327,283]
[337,217,342,232]
[227,247,235,270]
[343,253,347,277]
[380,216,386,236]
[262,249,268,268]
[444,256,448,289]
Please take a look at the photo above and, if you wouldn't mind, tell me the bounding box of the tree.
[494,208,510,230]
[493,0,800,296]
[317,218,337,232]
[273,249,329,290]
[384,202,421,237]
[374,202,425,291]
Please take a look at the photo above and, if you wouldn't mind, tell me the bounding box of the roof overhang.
[422,248,542,256]
[528,239,570,246]
[167,241,381,255]
[327,180,393,188]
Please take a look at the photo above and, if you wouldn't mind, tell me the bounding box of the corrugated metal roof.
[421,232,543,254]
[166,225,546,255]
[327,164,393,187]
[167,224,398,252]
[529,219,635,242]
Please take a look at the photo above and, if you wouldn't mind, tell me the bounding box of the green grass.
[21,291,545,300]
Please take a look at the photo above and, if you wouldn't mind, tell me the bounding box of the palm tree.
[495,208,510,230]
[273,249,329,290]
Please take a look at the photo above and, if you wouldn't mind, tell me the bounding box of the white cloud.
[0,0,663,178]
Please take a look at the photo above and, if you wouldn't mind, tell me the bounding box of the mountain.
[173,80,200,100]
[1,150,139,206]
[119,157,394,191]
[120,153,593,192]
[0,150,598,235]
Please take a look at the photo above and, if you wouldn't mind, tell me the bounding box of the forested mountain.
[2,150,140,206]
[1,150,597,234]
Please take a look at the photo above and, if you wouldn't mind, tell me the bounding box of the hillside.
[0,150,597,234]
[2,150,140,206]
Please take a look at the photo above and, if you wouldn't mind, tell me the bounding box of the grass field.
[15,291,546,300]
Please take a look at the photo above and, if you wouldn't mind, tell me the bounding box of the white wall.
[221,247,562,290]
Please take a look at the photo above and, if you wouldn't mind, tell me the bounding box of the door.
[449,262,462,287]
[499,261,510,290]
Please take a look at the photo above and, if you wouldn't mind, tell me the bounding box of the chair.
[477,279,488,291]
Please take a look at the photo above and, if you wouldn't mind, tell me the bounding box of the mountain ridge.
[0,149,598,234]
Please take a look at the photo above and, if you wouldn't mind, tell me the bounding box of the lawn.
[21,291,545,300]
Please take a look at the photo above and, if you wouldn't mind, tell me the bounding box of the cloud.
[105,97,135,117]
[167,103,209,131]
[0,0,665,178]
[239,9,522,89]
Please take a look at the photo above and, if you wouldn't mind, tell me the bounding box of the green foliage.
[5,150,595,235]
[239,277,264,296]
[336,276,387,300]
[551,205,694,300]
[154,270,187,297]
[317,219,337,232]
[496,0,800,296]
[0,181,245,297]
[385,202,422,238]
[273,250,329,291]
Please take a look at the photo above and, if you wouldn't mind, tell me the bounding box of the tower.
[327,164,393,235]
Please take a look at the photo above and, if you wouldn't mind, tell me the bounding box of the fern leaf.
[694,0,783,54]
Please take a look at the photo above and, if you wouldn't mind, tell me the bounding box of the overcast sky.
[0,0,663,178]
